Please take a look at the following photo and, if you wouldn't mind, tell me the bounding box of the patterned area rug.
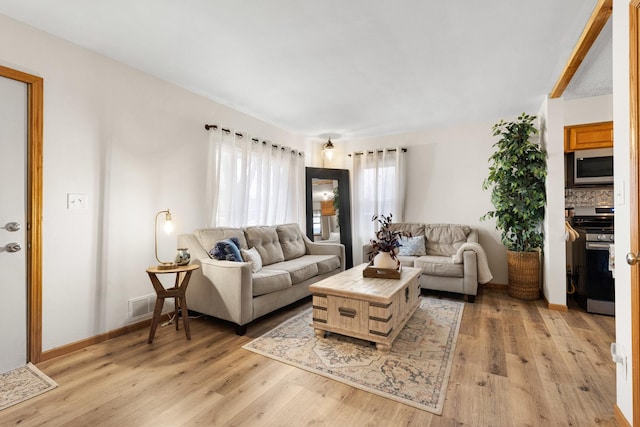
[0,363,58,411]
[243,297,464,414]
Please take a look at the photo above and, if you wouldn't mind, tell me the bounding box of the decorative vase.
[373,251,397,270]
[175,248,191,266]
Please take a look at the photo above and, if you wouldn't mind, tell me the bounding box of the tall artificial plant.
[481,113,547,252]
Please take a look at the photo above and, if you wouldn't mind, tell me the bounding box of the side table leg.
[314,329,326,339]
[174,296,180,331]
[148,296,165,344]
[180,296,191,340]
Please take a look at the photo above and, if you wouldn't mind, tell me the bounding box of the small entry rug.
[0,363,58,411]
[243,297,464,414]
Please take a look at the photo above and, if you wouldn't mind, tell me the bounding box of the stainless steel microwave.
[573,148,614,185]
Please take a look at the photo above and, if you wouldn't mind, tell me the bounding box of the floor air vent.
[128,294,173,321]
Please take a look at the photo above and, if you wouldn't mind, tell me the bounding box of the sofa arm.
[188,257,254,325]
[178,233,254,325]
[304,238,346,271]
[362,243,374,264]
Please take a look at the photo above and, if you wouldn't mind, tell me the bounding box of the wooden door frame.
[0,65,43,363]
[630,2,640,426]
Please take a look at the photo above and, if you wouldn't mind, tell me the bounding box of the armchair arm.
[462,250,479,295]
[362,243,374,264]
[303,236,346,271]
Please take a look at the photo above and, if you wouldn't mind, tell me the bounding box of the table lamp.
[155,209,176,269]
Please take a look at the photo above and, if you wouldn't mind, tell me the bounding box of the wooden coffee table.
[308,263,422,352]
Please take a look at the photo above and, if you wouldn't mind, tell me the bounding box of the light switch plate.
[67,193,88,210]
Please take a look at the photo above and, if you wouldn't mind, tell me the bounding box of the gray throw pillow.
[397,235,427,256]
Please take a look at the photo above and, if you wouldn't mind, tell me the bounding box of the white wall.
[539,97,566,307]
[335,122,508,283]
[612,0,633,422]
[0,13,306,351]
[564,94,614,124]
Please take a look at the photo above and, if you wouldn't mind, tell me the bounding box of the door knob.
[2,222,21,232]
[626,252,640,266]
[4,242,21,253]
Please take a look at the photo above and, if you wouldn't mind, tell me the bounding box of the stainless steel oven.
[571,206,615,316]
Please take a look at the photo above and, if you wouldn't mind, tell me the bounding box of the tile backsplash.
[565,187,613,208]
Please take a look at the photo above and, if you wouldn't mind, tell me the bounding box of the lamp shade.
[322,138,335,162]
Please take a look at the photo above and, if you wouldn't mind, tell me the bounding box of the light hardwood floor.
[0,287,617,426]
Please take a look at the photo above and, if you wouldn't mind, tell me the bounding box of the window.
[350,148,407,262]
[206,129,305,227]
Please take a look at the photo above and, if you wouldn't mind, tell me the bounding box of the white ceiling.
[0,0,611,139]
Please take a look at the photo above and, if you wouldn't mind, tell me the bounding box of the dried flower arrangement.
[368,213,411,261]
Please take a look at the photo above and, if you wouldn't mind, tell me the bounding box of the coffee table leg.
[314,329,326,339]
[376,343,392,352]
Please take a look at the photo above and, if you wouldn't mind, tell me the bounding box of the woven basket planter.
[507,250,541,300]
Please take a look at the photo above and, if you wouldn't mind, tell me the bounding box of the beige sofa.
[363,223,484,302]
[178,223,345,335]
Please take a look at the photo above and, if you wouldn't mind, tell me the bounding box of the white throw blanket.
[452,242,493,284]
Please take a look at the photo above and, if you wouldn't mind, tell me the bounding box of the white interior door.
[0,75,28,373]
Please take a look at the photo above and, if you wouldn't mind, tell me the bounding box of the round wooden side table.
[145,263,200,344]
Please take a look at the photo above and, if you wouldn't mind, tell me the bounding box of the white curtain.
[206,128,305,227]
[350,148,407,263]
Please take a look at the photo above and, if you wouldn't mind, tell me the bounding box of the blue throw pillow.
[210,237,243,261]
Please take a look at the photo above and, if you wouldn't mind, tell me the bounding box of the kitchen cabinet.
[564,121,613,152]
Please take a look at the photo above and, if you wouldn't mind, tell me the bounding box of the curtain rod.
[347,148,408,157]
[204,124,243,138]
[204,123,304,156]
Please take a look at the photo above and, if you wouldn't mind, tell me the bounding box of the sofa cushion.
[209,238,242,261]
[194,227,248,253]
[241,247,262,273]
[415,255,464,277]
[245,226,285,266]
[252,269,292,296]
[276,224,307,260]
[262,258,319,285]
[397,235,427,256]
[301,254,341,274]
[424,224,471,256]
[390,222,425,237]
